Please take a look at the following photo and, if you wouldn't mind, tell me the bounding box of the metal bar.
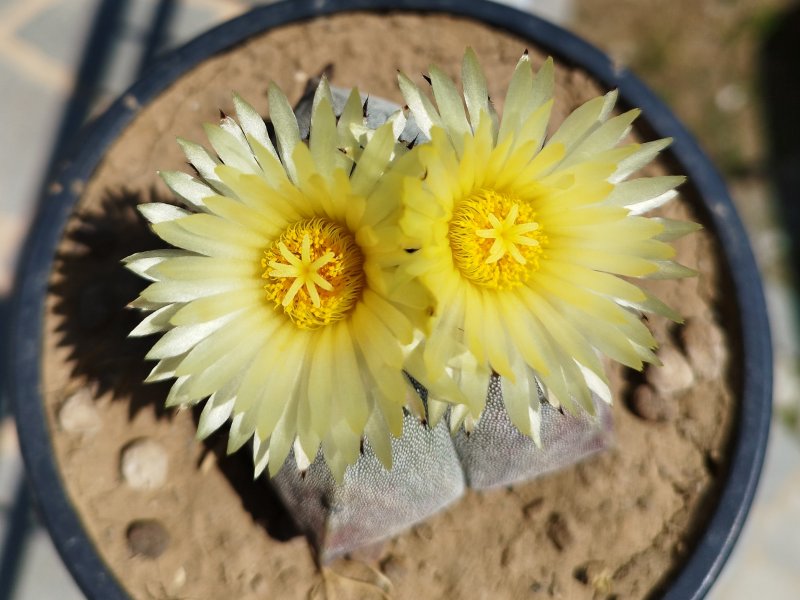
[137,0,178,77]
[0,480,32,600]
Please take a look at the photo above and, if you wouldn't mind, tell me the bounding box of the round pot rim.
[8,1,772,599]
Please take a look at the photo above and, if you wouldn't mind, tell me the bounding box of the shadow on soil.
[48,188,301,543]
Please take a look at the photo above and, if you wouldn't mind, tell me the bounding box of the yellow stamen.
[262,218,365,329]
[448,189,547,289]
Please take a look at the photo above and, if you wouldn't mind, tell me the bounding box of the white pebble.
[120,438,168,490]
[648,346,695,395]
[58,388,101,435]
[170,567,187,592]
[715,83,747,113]
[682,318,727,381]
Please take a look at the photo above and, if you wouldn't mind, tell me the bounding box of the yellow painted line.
[0,35,72,92]
[0,0,72,91]
[0,0,58,37]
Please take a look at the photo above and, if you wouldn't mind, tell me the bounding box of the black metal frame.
[8,1,772,599]
[0,2,168,598]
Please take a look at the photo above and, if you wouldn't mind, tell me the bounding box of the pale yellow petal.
[268,81,301,183]
[365,410,393,470]
[331,322,370,433]
[307,325,334,440]
[502,363,533,437]
[539,261,646,304]
[361,289,414,345]
[145,312,237,359]
[149,255,257,281]
[203,123,260,174]
[430,64,471,156]
[202,194,286,238]
[497,52,534,145]
[180,315,269,401]
[480,290,514,380]
[462,285,486,364]
[214,165,304,221]
[294,361,321,464]
[196,383,237,440]
[461,47,490,131]
[516,287,605,379]
[175,308,273,378]
[309,94,338,180]
[351,121,396,198]
[267,391,301,476]
[170,288,263,326]
[351,303,404,372]
[322,419,362,482]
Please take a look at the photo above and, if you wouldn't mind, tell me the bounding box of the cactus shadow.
[49,189,171,419]
[48,187,301,544]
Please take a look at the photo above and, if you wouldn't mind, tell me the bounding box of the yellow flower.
[398,49,698,439]
[125,80,429,480]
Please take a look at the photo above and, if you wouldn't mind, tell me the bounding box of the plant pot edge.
[8,2,772,599]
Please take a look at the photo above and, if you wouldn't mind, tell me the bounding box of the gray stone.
[126,519,170,558]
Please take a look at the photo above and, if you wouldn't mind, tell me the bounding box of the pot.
[9,1,771,599]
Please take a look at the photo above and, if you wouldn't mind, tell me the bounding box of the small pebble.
[126,519,170,558]
[250,573,268,594]
[170,567,187,592]
[546,512,572,551]
[199,450,217,474]
[70,179,85,196]
[48,181,64,195]
[58,388,101,434]
[715,83,747,113]
[648,346,694,395]
[630,384,676,422]
[120,438,168,490]
[380,554,408,580]
[681,317,726,380]
[123,94,140,111]
[574,560,612,594]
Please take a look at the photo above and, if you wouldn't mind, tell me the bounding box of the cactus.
[126,51,693,562]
